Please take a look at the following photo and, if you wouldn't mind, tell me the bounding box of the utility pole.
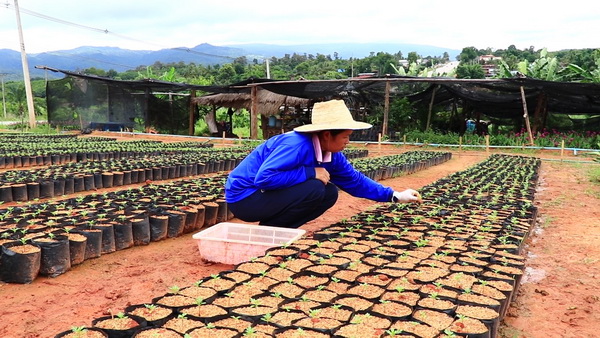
[265,58,271,79]
[13,0,37,129]
[0,73,8,119]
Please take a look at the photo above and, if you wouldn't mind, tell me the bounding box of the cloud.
[1,0,599,54]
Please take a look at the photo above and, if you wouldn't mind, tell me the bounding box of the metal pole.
[13,0,37,129]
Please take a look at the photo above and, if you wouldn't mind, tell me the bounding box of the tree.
[563,57,600,83]
[215,64,236,85]
[7,83,27,126]
[372,52,398,75]
[407,52,420,65]
[458,47,478,63]
[516,48,561,81]
[456,64,485,79]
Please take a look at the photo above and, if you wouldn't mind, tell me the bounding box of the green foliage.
[458,47,479,63]
[3,45,600,137]
[456,63,485,79]
[588,162,600,184]
[402,129,599,149]
[562,57,600,83]
[516,48,561,81]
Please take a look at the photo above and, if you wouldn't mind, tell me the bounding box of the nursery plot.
[0,135,375,202]
[0,148,450,284]
[0,146,253,203]
[50,154,540,337]
[0,174,232,283]
[3,139,596,338]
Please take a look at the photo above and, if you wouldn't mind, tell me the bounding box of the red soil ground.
[0,133,598,338]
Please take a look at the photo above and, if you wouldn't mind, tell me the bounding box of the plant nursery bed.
[0,135,598,338]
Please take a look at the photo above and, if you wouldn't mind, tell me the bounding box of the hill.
[0,42,460,80]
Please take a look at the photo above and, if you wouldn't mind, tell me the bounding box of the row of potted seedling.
[0,144,374,202]
[0,174,231,284]
[54,154,540,337]
[0,150,448,285]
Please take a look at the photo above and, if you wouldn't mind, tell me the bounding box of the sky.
[1,0,599,54]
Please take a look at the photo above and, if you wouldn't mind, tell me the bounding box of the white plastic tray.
[192,222,305,264]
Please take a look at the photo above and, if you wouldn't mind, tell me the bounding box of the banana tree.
[563,58,600,83]
[517,48,562,81]
[7,84,28,130]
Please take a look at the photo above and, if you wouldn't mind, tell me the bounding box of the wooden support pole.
[532,93,545,134]
[382,80,390,137]
[485,135,490,153]
[144,88,150,132]
[250,86,259,140]
[520,86,535,146]
[459,136,462,152]
[188,90,196,136]
[425,85,438,131]
[561,140,565,161]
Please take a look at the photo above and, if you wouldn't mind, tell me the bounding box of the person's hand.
[392,189,422,203]
[314,167,330,185]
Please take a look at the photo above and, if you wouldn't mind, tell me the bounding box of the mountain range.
[0,42,461,81]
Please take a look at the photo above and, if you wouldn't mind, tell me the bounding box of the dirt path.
[0,135,598,338]
[500,161,600,338]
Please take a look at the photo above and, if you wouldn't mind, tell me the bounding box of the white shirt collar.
[312,134,332,163]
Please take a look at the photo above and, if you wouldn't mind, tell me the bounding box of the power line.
[44,51,140,70]
[2,2,235,60]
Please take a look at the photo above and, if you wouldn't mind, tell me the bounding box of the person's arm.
[327,153,394,202]
[328,153,421,203]
[254,143,315,190]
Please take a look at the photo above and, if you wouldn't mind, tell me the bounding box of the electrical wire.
[43,51,140,70]
[2,2,235,60]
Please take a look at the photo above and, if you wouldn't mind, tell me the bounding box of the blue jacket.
[225,131,394,203]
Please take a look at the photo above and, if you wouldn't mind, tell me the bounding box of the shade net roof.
[44,67,600,131]
[257,75,600,117]
[44,67,233,132]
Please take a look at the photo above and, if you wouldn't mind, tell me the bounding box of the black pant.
[228,179,339,228]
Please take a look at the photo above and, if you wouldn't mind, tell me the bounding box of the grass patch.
[540,215,554,229]
[588,165,600,184]
[498,323,529,338]
[585,165,600,199]
[542,195,565,208]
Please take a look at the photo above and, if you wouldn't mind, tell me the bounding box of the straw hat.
[294,99,372,132]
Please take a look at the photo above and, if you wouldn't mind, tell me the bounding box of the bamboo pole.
[485,135,490,153]
[561,140,565,161]
[520,86,535,146]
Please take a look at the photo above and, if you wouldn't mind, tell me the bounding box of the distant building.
[399,59,424,67]
[478,55,502,63]
[478,55,503,78]
[356,72,377,78]
[481,64,497,77]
